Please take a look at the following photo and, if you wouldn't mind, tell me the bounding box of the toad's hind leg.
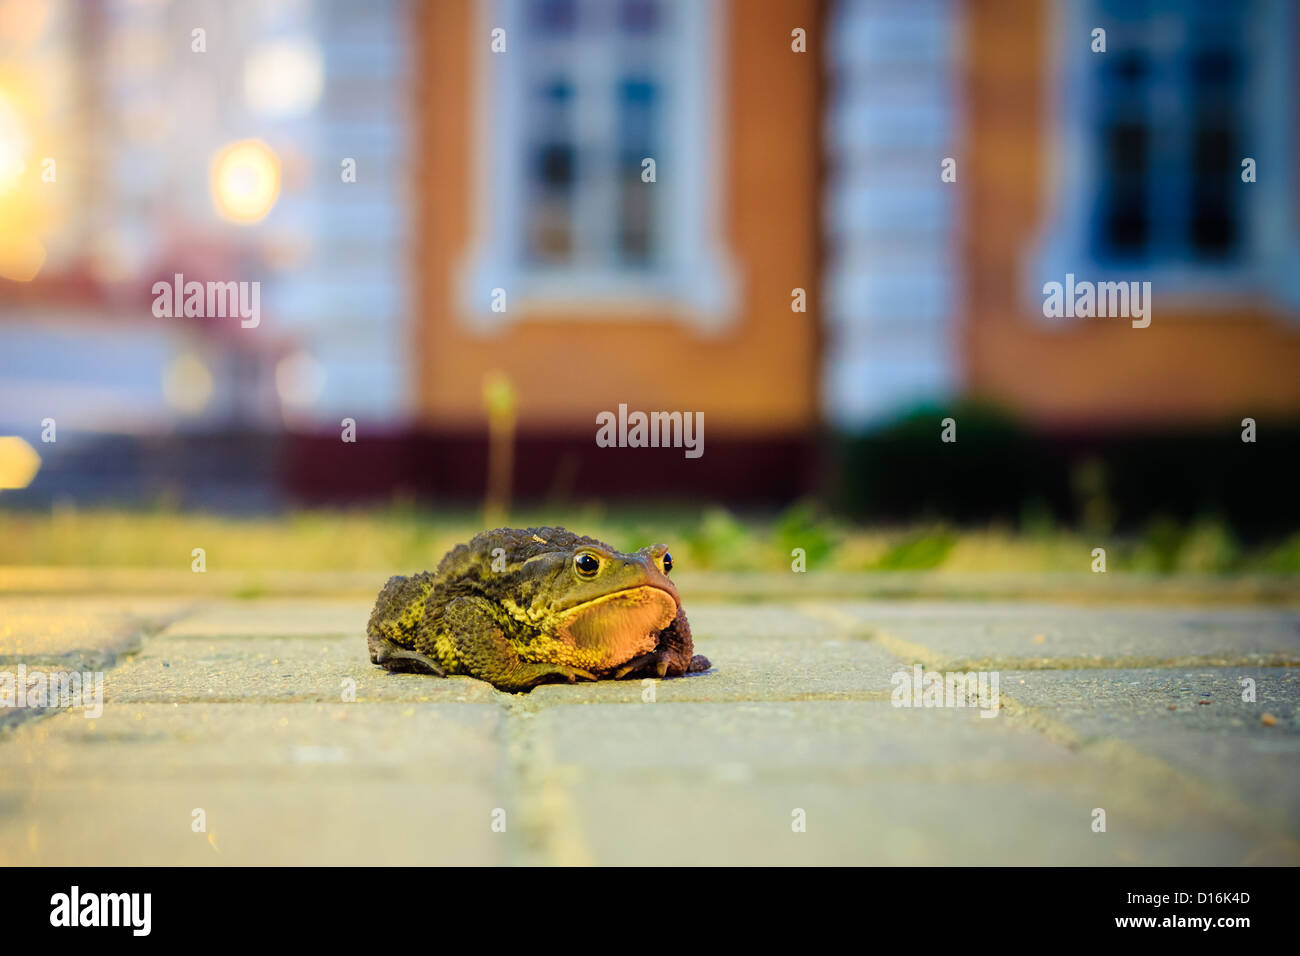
[369,635,446,676]
[442,596,596,692]
[367,572,444,675]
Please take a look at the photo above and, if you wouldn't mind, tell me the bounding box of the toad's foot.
[612,650,702,679]
[370,637,446,676]
[532,664,599,686]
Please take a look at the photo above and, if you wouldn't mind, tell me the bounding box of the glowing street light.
[210,139,281,224]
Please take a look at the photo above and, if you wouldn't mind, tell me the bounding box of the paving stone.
[1002,667,1300,837]
[0,597,185,668]
[104,633,498,704]
[156,599,371,638]
[828,602,1300,667]
[524,702,1291,865]
[524,603,899,703]
[0,778,503,865]
[529,636,903,704]
[555,779,1283,865]
[0,702,506,865]
[686,604,843,641]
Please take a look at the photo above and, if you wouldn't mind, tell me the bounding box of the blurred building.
[1,0,1297,509]
[961,0,1300,427]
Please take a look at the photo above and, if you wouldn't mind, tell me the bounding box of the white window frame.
[460,0,737,333]
[1027,0,1300,319]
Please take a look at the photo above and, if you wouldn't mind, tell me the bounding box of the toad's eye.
[574,552,600,577]
[662,552,673,574]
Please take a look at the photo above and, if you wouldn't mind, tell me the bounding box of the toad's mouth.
[556,586,679,651]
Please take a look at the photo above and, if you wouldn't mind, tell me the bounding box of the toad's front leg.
[612,608,710,678]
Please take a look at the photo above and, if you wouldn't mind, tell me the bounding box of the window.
[520,2,664,268]
[1032,0,1300,312]
[1090,1,1245,265]
[462,0,736,330]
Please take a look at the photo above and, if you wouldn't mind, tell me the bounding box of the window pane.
[1187,45,1243,261]
[617,77,659,264]
[1091,44,1152,261]
[531,0,578,35]
[620,0,660,35]
[1096,119,1150,259]
[526,79,577,264]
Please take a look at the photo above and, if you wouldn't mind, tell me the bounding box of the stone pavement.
[1,590,1297,865]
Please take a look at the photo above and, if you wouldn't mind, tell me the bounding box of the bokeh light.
[210,138,281,224]
[0,436,41,490]
[273,351,323,411]
[275,351,326,410]
[0,232,45,281]
[0,93,30,192]
[162,353,214,415]
[243,39,324,118]
[0,86,46,280]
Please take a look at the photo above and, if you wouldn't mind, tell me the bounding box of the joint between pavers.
[496,695,596,866]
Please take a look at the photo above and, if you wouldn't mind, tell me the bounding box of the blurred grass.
[1,502,1297,575]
